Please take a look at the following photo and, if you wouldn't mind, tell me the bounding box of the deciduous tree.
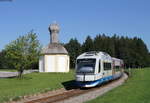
[4,31,41,77]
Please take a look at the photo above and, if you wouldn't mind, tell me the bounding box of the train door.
[95,59,102,80]
[102,61,108,78]
[112,60,115,75]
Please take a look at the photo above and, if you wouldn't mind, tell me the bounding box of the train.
[75,51,124,87]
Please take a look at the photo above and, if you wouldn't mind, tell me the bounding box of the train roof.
[112,57,123,62]
[112,57,121,61]
[77,51,112,60]
[112,57,124,65]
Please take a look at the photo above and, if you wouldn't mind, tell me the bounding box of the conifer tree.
[65,38,81,68]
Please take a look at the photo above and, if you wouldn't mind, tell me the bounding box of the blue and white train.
[75,51,124,87]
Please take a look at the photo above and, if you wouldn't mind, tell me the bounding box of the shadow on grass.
[62,80,79,90]
[0,76,18,80]
[0,76,32,80]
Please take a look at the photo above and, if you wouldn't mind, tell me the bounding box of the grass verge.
[86,68,150,103]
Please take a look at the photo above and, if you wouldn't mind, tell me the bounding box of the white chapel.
[39,23,70,72]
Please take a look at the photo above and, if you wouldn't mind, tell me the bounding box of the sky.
[0,0,150,51]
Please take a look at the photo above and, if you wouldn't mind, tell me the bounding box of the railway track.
[26,89,84,103]
[25,73,128,103]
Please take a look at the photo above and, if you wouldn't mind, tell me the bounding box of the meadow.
[1,68,150,103]
[86,68,150,103]
[0,70,74,102]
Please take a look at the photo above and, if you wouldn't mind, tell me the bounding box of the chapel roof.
[41,43,68,55]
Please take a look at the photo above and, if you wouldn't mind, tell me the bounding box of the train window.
[76,59,96,73]
[99,60,101,73]
[104,62,111,70]
[115,66,120,71]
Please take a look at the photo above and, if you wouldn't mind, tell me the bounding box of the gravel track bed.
[57,73,128,103]
[9,88,67,103]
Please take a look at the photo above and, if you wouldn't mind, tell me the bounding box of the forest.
[65,34,150,68]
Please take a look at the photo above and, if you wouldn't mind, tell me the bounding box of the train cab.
[75,51,113,87]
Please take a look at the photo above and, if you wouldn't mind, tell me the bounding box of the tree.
[4,31,41,78]
[0,50,8,69]
[65,38,81,68]
[0,51,4,68]
[93,34,102,51]
[93,34,115,56]
[82,35,94,52]
[149,53,150,67]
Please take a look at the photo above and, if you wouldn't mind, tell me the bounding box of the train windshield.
[76,59,96,73]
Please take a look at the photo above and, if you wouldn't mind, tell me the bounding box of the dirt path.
[0,70,38,78]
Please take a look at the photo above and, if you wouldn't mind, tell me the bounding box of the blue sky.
[0,0,150,51]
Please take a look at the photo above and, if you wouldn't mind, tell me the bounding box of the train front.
[75,53,98,87]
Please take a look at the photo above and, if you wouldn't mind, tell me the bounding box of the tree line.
[65,34,150,68]
[0,32,150,76]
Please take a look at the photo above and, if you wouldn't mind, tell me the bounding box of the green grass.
[86,68,150,103]
[0,70,75,103]
[0,69,17,72]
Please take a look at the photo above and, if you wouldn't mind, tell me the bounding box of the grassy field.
[86,68,150,103]
[0,69,17,72]
[0,70,75,103]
